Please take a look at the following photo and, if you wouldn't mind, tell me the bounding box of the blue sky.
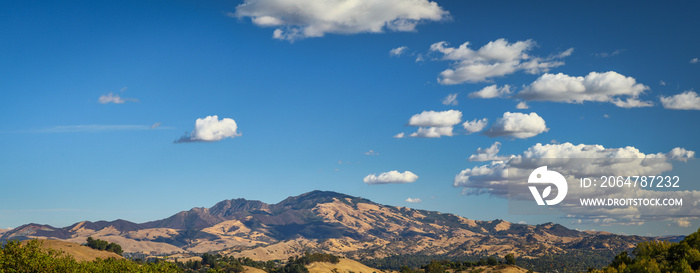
[1,0,699,236]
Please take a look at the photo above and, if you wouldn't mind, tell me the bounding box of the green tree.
[424,261,445,273]
[504,253,516,265]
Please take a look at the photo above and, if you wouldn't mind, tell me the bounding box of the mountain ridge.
[1,190,647,261]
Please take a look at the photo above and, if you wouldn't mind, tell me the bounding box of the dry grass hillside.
[243,265,268,273]
[307,258,384,273]
[467,265,532,273]
[29,239,124,262]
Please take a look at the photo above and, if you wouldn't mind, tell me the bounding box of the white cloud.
[667,147,695,161]
[515,101,529,109]
[454,142,698,223]
[462,118,488,134]
[660,91,700,110]
[611,98,653,108]
[233,0,448,41]
[390,46,409,57]
[660,80,667,86]
[400,110,462,138]
[468,142,509,162]
[405,197,422,203]
[556,48,575,58]
[150,122,162,129]
[365,150,380,155]
[364,170,418,184]
[415,54,424,62]
[691,58,699,64]
[98,92,138,104]
[442,93,458,105]
[175,115,241,143]
[39,124,153,133]
[430,39,570,84]
[483,112,548,139]
[409,126,454,138]
[408,110,462,127]
[468,84,512,99]
[517,71,651,108]
[671,218,693,228]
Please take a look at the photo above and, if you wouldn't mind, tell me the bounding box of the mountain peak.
[275,190,371,210]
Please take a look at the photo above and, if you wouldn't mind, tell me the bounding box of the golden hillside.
[307,258,384,273]
[29,239,124,262]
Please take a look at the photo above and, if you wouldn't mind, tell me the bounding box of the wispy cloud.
[593,49,625,58]
[441,93,458,105]
[99,87,138,104]
[364,150,380,156]
[1,208,87,212]
[390,46,409,57]
[430,39,571,84]
[405,197,422,203]
[36,124,156,133]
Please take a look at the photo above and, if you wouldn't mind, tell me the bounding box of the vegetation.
[176,253,275,273]
[592,227,700,273]
[0,239,179,272]
[363,249,629,272]
[85,237,124,256]
[176,251,340,273]
[271,252,340,273]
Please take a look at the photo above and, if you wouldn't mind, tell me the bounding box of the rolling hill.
[1,191,647,264]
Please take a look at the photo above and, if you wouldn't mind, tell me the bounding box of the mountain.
[1,190,647,261]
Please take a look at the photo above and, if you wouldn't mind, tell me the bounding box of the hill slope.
[31,239,123,262]
[1,190,647,261]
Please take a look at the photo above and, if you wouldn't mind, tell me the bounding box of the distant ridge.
[1,190,648,263]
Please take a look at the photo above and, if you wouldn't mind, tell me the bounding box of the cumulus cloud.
[483,112,548,139]
[175,115,241,143]
[462,118,488,134]
[517,71,651,108]
[691,58,699,64]
[670,218,693,228]
[394,132,406,138]
[515,101,529,109]
[469,84,513,99]
[398,110,462,138]
[364,170,418,184]
[408,110,462,127]
[405,197,422,203]
[390,46,409,57]
[233,0,448,41]
[468,142,509,162]
[98,93,138,104]
[408,126,454,138]
[660,91,700,110]
[430,39,571,84]
[453,142,697,225]
[612,98,653,108]
[442,93,458,105]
